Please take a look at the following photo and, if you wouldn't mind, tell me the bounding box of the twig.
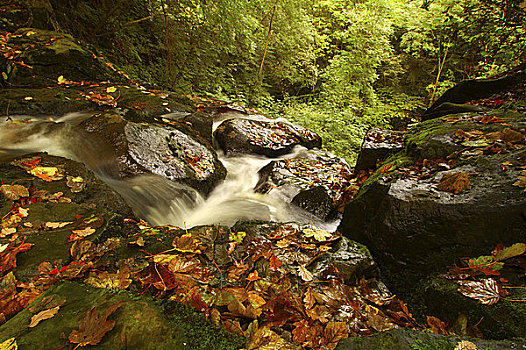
[258,4,276,78]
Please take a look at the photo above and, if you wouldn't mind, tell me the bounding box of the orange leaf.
[68,301,122,347]
[437,172,470,194]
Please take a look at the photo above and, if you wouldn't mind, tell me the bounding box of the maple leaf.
[68,301,122,347]
[457,278,501,305]
[437,172,470,194]
[0,184,29,200]
[29,306,60,328]
[246,270,261,282]
[0,241,34,276]
[172,233,202,254]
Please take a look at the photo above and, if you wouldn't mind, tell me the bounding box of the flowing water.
[0,112,339,231]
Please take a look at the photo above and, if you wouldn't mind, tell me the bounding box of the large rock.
[336,328,526,350]
[77,113,226,195]
[255,152,356,220]
[423,70,526,120]
[214,118,321,157]
[354,128,405,171]
[338,109,526,332]
[1,28,125,88]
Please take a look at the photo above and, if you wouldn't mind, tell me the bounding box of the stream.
[0,112,339,231]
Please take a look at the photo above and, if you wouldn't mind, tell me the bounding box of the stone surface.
[255,151,356,220]
[77,112,226,195]
[214,118,321,157]
[354,128,405,171]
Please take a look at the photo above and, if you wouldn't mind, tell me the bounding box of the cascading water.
[0,112,339,231]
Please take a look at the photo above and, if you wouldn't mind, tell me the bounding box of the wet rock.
[354,128,405,171]
[255,152,356,220]
[214,118,321,157]
[420,276,526,339]
[335,328,526,350]
[161,111,214,144]
[2,28,125,88]
[338,110,526,315]
[423,70,526,120]
[0,281,244,350]
[78,113,226,195]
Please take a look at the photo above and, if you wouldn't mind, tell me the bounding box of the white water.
[0,112,339,231]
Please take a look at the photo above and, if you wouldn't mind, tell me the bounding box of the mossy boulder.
[0,281,244,350]
[2,28,126,88]
[338,109,526,331]
[76,112,226,195]
[420,275,526,339]
[335,328,526,350]
[214,118,321,157]
[354,128,405,171]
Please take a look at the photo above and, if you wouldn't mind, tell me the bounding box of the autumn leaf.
[227,260,249,282]
[437,172,470,194]
[69,227,96,241]
[303,228,332,242]
[85,267,131,290]
[292,320,309,343]
[106,86,117,93]
[29,306,60,328]
[0,337,17,350]
[66,176,86,193]
[322,322,349,348]
[173,233,202,254]
[229,231,246,244]
[427,316,449,335]
[454,340,478,350]
[227,299,260,319]
[0,241,34,276]
[45,222,73,229]
[269,254,282,271]
[457,278,501,305]
[513,170,526,188]
[495,243,526,261]
[246,270,261,282]
[298,265,313,282]
[68,301,122,347]
[28,166,64,182]
[0,184,29,200]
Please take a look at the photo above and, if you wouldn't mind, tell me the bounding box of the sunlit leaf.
[457,278,501,305]
[437,172,470,194]
[303,228,332,242]
[0,184,29,200]
[29,306,60,328]
[28,166,64,182]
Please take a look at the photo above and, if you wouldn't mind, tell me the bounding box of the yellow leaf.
[24,96,33,101]
[71,227,95,237]
[0,337,17,350]
[2,72,8,80]
[298,265,313,282]
[303,228,332,242]
[229,231,246,244]
[28,166,64,182]
[45,222,72,229]
[18,207,29,217]
[106,86,117,93]
[25,31,36,36]
[57,75,66,84]
[1,227,16,238]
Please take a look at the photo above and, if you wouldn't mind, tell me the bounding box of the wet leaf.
[173,233,202,254]
[229,231,246,244]
[68,301,122,347]
[45,222,72,229]
[427,316,449,335]
[66,176,86,192]
[322,322,349,348]
[106,86,117,93]
[227,260,249,282]
[495,243,526,261]
[303,228,332,242]
[298,265,313,282]
[29,306,60,328]
[0,337,17,350]
[246,270,261,282]
[514,170,526,188]
[455,340,478,350]
[457,278,501,305]
[0,242,33,276]
[437,172,470,194]
[28,166,63,182]
[227,299,259,319]
[292,319,309,343]
[0,185,29,200]
[269,254,282,271]
[85,267,132,290]
[70,227,96,241]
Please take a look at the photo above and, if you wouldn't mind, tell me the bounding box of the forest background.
[45,0,526,164]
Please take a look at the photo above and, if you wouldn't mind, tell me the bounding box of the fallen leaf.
[71,227,96,237]
[303,228,332,242]
[1,228,16,238]
[269,255,282,271]
[298,265,313,282]
[227,260,249,282]
[427,316,449,335]
[66,176,86,193]
[514,170,526,188]
[29,306,60,328]
[227,299,259,319]
[68,301,122,347]
[455,340,478,350]
[28,166,63,182]
[45,222,73,229]
[229,231,246,244]
[0,185,29,200]
[495,243,526,261]
[437,172,470,194]
[246,270,261,282]
[106,86,117,93]
[0,337,17,350]
[457,278,501,305]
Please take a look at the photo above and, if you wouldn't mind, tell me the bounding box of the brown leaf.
[292,319,309,344]
[0,184,29,200]
[303,287,316,309]
[306,305,331,323]
[172,233,202,254]
[227,299,259,319]
[29,306,60,328]
[246,270,261,282]
[322,322,349,349]
[68,301,122,347]
[457,278,501,305]
[298,265,313,282]
[227,260,249,282]
[269,255,282,271]
[427,316,449,335]
[437,172,470,194]
[0,242,34,276]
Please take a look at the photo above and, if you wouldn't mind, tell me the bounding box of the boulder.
[77,113,226,195]
[255,152,357,220]
[335,328,526,350]
[2,28,125,88]
[423,70,526,120]
[338,109,526,328]
[354,128,405,171]
[214,118,321,157]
